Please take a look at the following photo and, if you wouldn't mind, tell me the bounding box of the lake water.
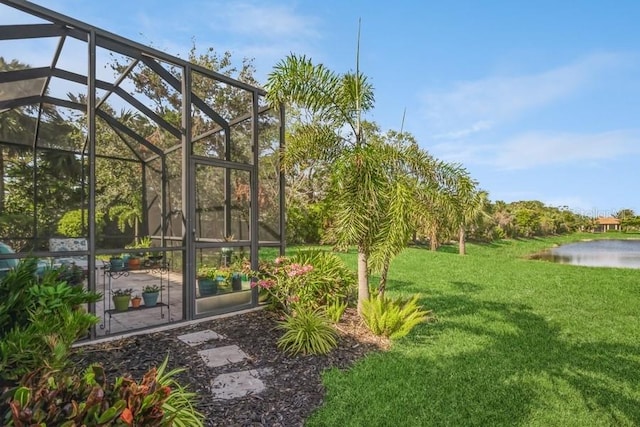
[532,239,640,269]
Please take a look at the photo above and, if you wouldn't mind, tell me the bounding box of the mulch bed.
[70,308,388,426]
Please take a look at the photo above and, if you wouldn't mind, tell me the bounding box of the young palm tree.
[456,189,489,255]
[267,57,472,310]
[266,54,375,312]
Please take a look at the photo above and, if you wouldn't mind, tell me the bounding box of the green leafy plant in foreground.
[0,259,101,386]
[277,308,338,355]
[361,293,431,339]
[1,356,203,426]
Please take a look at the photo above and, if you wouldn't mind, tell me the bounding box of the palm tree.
[266,54,375,312]
[369,131,469,293]
[456,189,489,255]
[267,56,473,311]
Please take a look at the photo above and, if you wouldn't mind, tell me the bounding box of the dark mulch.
[70,308,388,426]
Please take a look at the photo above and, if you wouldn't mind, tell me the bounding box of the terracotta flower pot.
[128,257,141,270]
[131,296,142,308]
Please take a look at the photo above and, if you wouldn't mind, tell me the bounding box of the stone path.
[177,330,266,400]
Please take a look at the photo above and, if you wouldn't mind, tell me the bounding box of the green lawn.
[305,233,640,426]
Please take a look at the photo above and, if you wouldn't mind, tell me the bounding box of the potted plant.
[109,254,125,272]
[231,257,253,291]
[197,265,218,297]
[125,236,152,269]
[231,272,243,291]
[112,288,133,312]
[131,294,142,308]
[141,284,162,307]
[127,254,141,270]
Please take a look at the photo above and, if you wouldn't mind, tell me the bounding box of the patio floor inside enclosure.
[0,0,285,339]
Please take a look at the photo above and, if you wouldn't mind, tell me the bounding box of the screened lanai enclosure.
[0,0,285,339]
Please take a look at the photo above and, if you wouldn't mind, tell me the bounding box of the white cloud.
[423,53,626,139]
[210,2,320,40]
[433,120,493,139]
[495,129,640,170]
[430,128,640,171]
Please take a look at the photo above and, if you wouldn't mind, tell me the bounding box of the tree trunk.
[430,230,439,251]
[357,247,369,315]
[459,226,466,255]
[378,256,390,296]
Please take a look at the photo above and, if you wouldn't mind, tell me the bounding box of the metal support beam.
[0,66,50,83]
[182,64,194,320]
[250,91,260,305]
[279,104,287,256]
[87,29,97,340]
[192,104,272,144]
[0,23,72,40]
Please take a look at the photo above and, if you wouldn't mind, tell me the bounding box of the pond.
[532,239,640,269]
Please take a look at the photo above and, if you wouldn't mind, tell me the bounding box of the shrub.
[0,259,101,387]
[253,250,355,314]
[57,209,104,237]
[0,258,39,336]
[277,308,338,355]
[1,356,204,426]
[0,305,97,385]
[286,202,325,244]
[289,249,356,305]
[362,294,431,339]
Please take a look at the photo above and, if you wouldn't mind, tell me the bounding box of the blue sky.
[2,0,640,216]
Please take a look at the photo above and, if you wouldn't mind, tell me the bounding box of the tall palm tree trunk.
[430,229,439,251]
[459,226,466,255]
[357,246,369,314]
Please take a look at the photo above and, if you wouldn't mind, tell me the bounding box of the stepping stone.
[198,345,248,368]
[177,330,225,346]
[211,369,265,399]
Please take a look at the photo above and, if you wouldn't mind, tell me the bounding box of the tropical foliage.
[276,308,338,356]
[1,357,203,426]
[266,55,473,314]
[361,294,431,339]
[253,250,355,314]
[0,259,101,386]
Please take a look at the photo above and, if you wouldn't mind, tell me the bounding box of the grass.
[305,233,640,426]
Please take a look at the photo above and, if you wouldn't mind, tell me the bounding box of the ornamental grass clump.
[362,294,431,339]
[276,308,338,356]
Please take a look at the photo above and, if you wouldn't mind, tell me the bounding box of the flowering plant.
[251,256,315,314]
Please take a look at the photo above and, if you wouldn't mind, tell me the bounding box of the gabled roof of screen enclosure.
[0,0,270,164]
